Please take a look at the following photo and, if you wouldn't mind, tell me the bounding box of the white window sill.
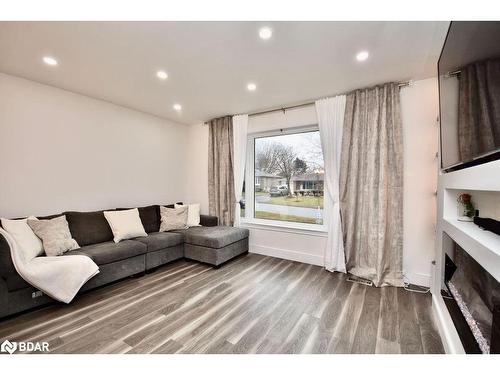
[240,218,328,237]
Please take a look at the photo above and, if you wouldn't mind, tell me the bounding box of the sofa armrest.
[0,276,7,318]
[0,233,16,282]
[0,233,12,318]
[200,215,218,227]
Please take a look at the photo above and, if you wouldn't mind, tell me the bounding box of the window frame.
[240,125,328,233]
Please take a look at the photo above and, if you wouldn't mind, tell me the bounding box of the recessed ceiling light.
[42,56,58,66]
[356,51,369,62]
[173,103,182,111]
[247,83,257,91]
[259,27,273,40]
[156,70,168,80]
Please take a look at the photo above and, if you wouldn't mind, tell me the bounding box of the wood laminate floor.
[0,254,444,354]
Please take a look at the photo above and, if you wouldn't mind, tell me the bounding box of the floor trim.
[404,271,431,288]
[250,244,324,266]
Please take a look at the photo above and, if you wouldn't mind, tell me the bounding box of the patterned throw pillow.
[159,206,189,232]
[28,215,80,256]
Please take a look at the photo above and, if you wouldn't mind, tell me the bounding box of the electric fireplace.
[444,244,500,354]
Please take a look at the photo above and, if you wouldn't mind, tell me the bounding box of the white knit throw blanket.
[0,228,99,303]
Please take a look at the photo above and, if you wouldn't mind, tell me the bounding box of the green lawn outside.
[255,211,320,224]
[266,195,324,209]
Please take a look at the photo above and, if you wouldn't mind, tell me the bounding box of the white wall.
[185,123,210,214]
[400,78,440,287]
[0,73,189,218]
[186,77,440,287]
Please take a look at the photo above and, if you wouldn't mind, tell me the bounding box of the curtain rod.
[204,80,410,124]
[446,70,461,78]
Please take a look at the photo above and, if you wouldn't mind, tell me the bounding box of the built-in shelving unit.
[442,219,500,281]
[433,159,500,353]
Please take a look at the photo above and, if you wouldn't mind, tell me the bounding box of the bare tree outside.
[269,143,296,195]
[253,130,325,225]
[255,132,322,188]
[300,132,324,170]
[255,142,280,173]
[255,142,311,194]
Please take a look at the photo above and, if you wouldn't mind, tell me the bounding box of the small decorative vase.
[457,193,475,222]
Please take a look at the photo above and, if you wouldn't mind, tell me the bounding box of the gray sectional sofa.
[0,203,249,319]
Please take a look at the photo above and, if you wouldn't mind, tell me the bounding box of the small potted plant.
[457,193,475,222]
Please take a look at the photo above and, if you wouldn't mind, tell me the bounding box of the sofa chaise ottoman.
[178,226,249,267]
[0,203,249,319]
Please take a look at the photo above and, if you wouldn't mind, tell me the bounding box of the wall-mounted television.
[439,21,500,171]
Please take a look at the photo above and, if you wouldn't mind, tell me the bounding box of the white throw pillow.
[104,208,147,243]
[1,216,44,261]
[174,203,201,227]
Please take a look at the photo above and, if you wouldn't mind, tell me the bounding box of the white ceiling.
[0,21,449,125]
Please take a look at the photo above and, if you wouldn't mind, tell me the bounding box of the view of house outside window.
[248,129,325,225]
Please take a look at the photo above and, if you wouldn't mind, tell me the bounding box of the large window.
[243,128,325,226]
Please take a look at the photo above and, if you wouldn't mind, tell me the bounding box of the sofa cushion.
[0,213,60,226]
[134,232,184,252]
[175,226,249,249]
[65,240,146,265]
[200,215,218,227]
[65,210,114,246]
[117,205,160,234]
[35,214,62,221]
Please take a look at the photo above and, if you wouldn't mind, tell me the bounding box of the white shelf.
[442,218,500,282]
[441,159,500,191]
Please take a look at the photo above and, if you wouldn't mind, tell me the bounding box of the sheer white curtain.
[232,114,248,227]
[315,96,347,273]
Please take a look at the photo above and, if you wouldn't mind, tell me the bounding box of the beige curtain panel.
[458,58,500,162]
[340,82,404,287]
[208,116,235,226]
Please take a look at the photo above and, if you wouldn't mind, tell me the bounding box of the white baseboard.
[404,271,431,288]
[250,244,324,267]
[251,246,433,285]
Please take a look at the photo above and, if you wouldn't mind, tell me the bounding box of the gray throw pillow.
[159,206,188,232]
[28,215,80,257]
